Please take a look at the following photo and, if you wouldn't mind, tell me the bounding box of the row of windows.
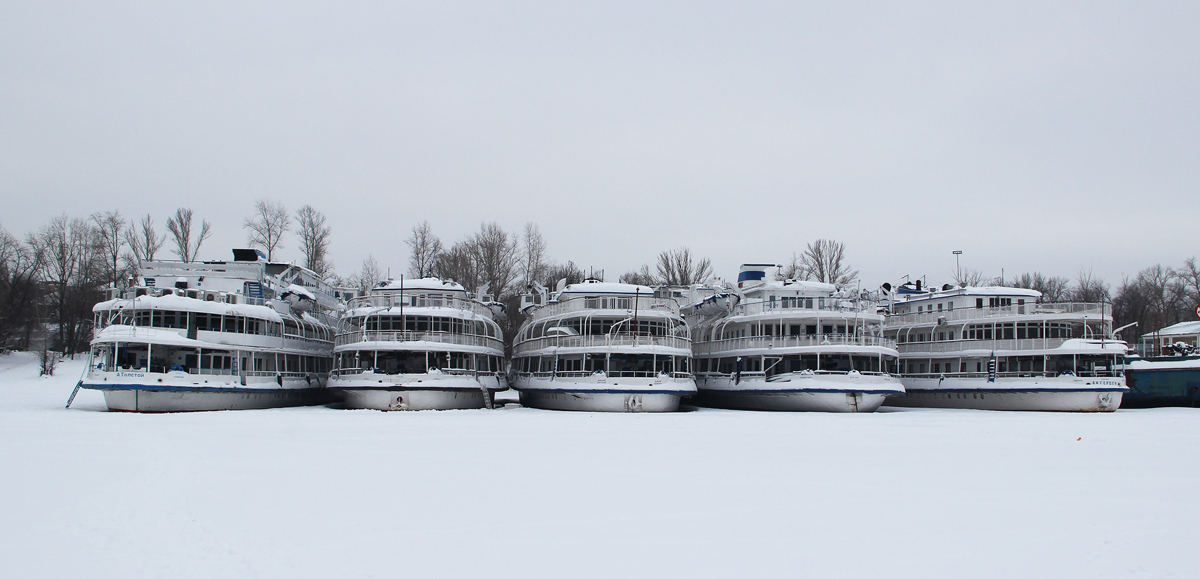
[900,354,1116,375]
[585,297,632,310]
[703,324,851,341]
[354,315,499,338]
[897,322,1078,343]
[695,354,892,374]
[337,351,504,374]
[94,343,332,374]
[104,310,333,342]
[520,317,675,341]
[515,354,689,375]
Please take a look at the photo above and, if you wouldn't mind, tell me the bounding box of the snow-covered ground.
[1,351,1196,578]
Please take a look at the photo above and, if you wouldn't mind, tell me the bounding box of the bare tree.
[953,268,988,287]
[350,255,382,292]
[1113,264,1190,348]
[798,239,857,287]
[405,220,443,279]
[777,253,806,280]
[1070,269,1110,303]
[1008,272,1070,302]
[655,247,712,286]
[166,208,212,262]
[37,216,103,356]
[295,205,332,276]
[433,242,479,290]
[619,265,656,286]
[543,260,586,289]
[91,210,125,287]
[0,224,45,350]
[470,222,520,298]
[124,214,165,265]
[520,222,549,288]
[1176,257,1200,305]
[243,200,290,261]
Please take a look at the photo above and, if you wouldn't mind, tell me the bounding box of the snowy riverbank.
[1,351,1196,578]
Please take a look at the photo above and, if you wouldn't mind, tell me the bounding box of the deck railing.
[514,334,691,354]
[895,336,1117,354]
[346,295,495,317]
[694,334,896,355]
[335,330,504,350]
[887,302,1109,326]
[527,296,681,320]
[732,298,878,317]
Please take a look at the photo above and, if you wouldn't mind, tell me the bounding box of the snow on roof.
[558,280,655,297]
[375,277,466,292]
[92,325,222,349]
[92,294,285,322]
[1147,321,1200,336]
[283,284,315,300]
[747,280,837,293]
[896,285,1043,301]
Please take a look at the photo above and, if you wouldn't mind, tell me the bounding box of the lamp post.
[953,250,963,285]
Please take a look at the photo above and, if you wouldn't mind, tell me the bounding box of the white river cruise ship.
[686,264,903,412]
[882,282,1126,411]
[81,249,339,412]
[329,277,508,410]
[511,279,697,412]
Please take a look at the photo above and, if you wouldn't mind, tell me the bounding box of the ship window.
[976,298,983,308]
[806,325,816,335]
[823,325,833,334]
[937,303,943,311]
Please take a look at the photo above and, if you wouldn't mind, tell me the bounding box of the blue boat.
[1122,355,1200,408]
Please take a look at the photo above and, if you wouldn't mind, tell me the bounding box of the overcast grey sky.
[3,1,1197,288]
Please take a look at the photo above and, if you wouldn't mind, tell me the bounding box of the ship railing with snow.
[694,334,895,355]
[514,333,691,354]
[886,301,1109,325]
[335,329,504,350]
[730,296,876,316]
[897,336,1118,355]
[523,295,681,320]
[345,293,498,318]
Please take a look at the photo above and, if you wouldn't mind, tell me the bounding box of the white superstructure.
[881,282,1127,411]
[511,280,697,412]
[82,249,339,412]
[685,265,903,412]
[329,277,507,410]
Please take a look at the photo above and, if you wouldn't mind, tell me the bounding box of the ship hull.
[693,372,903,412]
[518,389,683,412]
[1122,359,1200,408]
[330,373,507,410]
[90,384,328,412]
[513,374,694,412]
[886,376,1125,412]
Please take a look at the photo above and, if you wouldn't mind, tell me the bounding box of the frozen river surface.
[1,352,1195,578]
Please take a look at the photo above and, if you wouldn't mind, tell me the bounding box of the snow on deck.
[1,351,1196,578]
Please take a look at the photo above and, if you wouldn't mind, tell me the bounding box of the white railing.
[888,302,1109,326]
[694,334,896,355]
[732,298,877,317]
[335,330,504,351]
[896,336,1107,354]
[331,367,504,378]
[347,295,495,317]
[527,296,681,320]
[514,334,691,354]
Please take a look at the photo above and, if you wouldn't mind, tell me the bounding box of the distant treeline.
[2,200,1197,354]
